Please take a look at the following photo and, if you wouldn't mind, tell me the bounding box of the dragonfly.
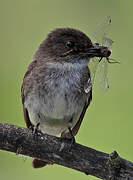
[88,16,119,91]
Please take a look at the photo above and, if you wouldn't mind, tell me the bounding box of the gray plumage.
[23,59,91,135]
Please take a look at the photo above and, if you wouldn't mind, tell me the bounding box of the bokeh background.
[0,0,133,179]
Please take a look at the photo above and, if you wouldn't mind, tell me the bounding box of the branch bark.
[0,123,133,180]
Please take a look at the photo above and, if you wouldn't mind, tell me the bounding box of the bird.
[21,28,111,168]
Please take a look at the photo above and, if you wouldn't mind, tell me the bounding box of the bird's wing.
[61,90,92,138]
[21,77,32,128]
[21,60,37,128]
[22,105,32,128]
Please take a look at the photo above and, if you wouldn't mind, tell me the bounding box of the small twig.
[107,151,122,180]
[0,122,133,180]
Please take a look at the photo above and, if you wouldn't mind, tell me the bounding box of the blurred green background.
[0,0,133,179]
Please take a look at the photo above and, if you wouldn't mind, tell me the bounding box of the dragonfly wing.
[92,16,113,48]
[96,58,109,92]
[88,57,99,86]
[90,16,114,92]
[102,36,113,49]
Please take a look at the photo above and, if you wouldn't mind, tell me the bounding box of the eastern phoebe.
[21,28,111,168]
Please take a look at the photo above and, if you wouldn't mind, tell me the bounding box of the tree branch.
[0,123,133,180]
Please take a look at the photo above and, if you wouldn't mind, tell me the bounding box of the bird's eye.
[66,41,75,48]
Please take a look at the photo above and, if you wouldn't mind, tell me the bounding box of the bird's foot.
[68,127,76,146]
[28,123,41,135]
[60,128,75,152]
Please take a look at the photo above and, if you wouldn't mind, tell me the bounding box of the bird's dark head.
[34,28,111,63]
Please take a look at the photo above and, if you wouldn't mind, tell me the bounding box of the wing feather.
[21,60,37,128]
[61,90,92,138]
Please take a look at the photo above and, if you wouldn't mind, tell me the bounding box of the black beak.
[87,44,111,58]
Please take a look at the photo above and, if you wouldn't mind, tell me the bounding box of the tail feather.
[32,159,49,168]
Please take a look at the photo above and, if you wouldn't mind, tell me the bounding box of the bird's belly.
[25,89,86,136]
